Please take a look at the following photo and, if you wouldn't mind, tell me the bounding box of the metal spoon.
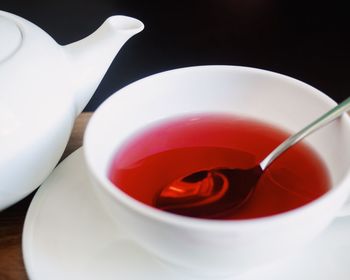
[155,96,350,218]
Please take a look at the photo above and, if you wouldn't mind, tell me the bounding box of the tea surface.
[108,114,330,219]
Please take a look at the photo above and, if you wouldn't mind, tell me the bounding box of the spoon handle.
[260,96,350,170]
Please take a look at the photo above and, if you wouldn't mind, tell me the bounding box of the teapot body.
[0,11,143,210]
[0,11,77,210]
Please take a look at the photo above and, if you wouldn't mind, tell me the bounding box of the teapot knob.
[0,15,22,63]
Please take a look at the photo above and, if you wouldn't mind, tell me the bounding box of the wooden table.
[0,112,93,280]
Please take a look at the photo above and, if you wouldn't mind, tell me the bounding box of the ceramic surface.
[84,65,350,276]
[0,10,143,210]
[23,148,350,280]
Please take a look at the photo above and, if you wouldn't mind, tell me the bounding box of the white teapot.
[0,11,143,210]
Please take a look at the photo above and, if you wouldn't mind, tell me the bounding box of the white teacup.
[84,65,350,277]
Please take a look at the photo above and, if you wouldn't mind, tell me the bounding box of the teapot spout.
[63,16,144,114]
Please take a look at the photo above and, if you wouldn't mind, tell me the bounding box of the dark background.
[1,1,349,111]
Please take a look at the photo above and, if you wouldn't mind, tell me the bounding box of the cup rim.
[84,65,350,231]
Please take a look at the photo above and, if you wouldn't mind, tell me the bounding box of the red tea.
[108,114,330,219]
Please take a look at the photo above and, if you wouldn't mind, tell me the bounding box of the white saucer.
[23,148,350,280]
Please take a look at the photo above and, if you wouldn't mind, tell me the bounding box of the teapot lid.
[0,15,22,63]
